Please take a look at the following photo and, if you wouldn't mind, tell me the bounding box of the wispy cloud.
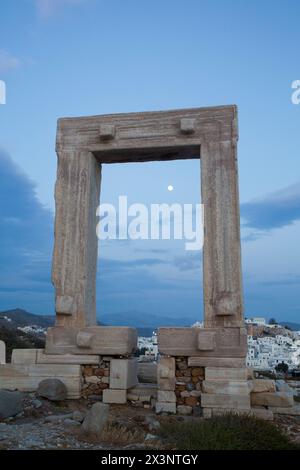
[262,274,300,286]
[173,252,201,271]
[0,50,21,72]
[35,0,88,17]
[0,149,54,310]
[241,182,300,231]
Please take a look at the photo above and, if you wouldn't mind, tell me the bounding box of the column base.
[45,326,138,356]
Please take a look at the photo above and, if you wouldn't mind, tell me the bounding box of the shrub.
[159,413,299,450]
[0,326,45,361]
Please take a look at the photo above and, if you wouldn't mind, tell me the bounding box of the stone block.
[157,357,175,391]
[157,390,176,403]
[37,351,100,365]
[201,393,250,409]
[251,392,294,408]
[205,367,248,381]
[202,380,251,395]
[203,408,212,418]
[0,364,81,398]
[99,124,115,140]
[45,326,137,356]
[81,403,109,436]
[276,380,293,393]
[158,327,247,357]
[268,405,300,416]
[109,358,138,390]
[155,402,176,414]
[137,362,157,383]
[128,383,157,399]
[251,407,274,421]
[180,118,196,134]
[197,330,215,351]
[11,349,41,365]
[102,389,127,404]
[185,396,199,406]
[76,331,94,348]
[0,390,22,418]
[0,340,5,364]
[211,408,252,417]
[188,357,246,368]
[252,379,276,393]
[177,405,192,415]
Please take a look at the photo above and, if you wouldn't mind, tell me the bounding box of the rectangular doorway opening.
[96,158,203,339]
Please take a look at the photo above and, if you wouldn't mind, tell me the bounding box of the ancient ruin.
[0,106,297,419]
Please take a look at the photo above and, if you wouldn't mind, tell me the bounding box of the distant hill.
[100,310,198,330]
[0,308,54,329]
[0,324,45,361]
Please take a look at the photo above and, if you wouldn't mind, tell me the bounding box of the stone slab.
[252,379,276,394]
[201,393,250,409]
[202,380,252,395]
[137,362,157,383]
[37,351,100,365]
[109,358,138,390]
[0,340,5,364]
[177,405,192,415]
[205,367,248,381]
[251,407,274,421]
[251,392,294,408]
[102,389,127,404]
[128,383,157,399]
[155,402,176,414]
[268,405,300,416]
[157,390,176,403]
[203,408,212,418]
[11,349,42,365]
[211,408,252,417]
[188,357,246,368]
[158,327,247,357]
[0,364,81,398]
[45,326,137,356]
[157,357,175,391]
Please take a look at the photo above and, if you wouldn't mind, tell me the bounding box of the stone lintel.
[56,105,237,157]
[158,327,247,357]
[45,326,137,356]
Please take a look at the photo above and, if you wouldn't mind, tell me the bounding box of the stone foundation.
[82,360,110,398]
[155,355,299,420]
[0,347,138,403]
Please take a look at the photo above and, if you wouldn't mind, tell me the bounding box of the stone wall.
[82,359,110,398]
[175,357,203,415]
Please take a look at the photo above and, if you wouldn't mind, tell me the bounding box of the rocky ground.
[0,392,299,450]
[0,393,170,450]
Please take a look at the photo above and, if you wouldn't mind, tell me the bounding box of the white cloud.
[35,0,87,17]
[0,50,21,72]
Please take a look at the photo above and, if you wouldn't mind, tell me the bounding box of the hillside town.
[137,318,300,372]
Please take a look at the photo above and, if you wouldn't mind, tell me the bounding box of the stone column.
[201,139,243,328]
[52,150,101,328]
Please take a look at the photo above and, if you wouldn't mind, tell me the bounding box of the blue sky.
[0,0,299,324]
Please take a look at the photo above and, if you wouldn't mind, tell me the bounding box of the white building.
[247,333,300,370]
